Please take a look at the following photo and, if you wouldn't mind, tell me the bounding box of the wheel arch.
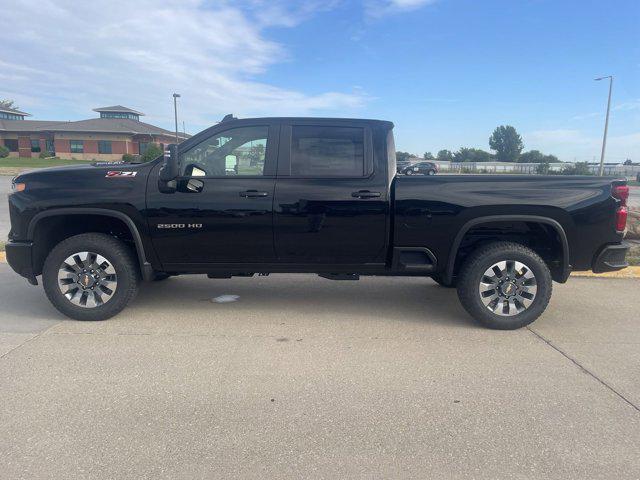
[27,208,154,281]
[444,215,570,284]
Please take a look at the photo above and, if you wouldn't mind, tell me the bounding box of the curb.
[571,266,640,278]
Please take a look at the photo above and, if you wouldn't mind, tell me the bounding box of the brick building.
[0,105,188,161]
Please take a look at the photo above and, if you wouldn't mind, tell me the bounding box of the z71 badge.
[105,171,137,178]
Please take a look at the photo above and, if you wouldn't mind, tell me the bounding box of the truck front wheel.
[42,233,140,321]
[456,242,552,329]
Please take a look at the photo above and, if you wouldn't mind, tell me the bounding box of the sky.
[1,0,639,162]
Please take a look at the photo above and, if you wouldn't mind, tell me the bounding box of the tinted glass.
[3,139,18,151]
[291,126,364,177]
[70,140,83,153]
[98,140,112,154]
[180,126,268,177]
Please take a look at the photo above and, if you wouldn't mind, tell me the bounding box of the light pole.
[595,76,613,176]
[172,93,181,144]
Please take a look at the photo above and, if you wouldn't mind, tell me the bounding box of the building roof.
[92,105,145,116]
[0,120,66,132]
[0,118,189,139]
[0,106,31,117]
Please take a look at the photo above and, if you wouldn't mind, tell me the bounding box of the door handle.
[239,190,269,198]
[351,190,381,199]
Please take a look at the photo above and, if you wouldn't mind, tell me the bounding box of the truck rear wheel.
[42,233,140,321]
[456,242,552,329]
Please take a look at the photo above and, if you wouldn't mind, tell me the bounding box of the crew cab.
[6,116,630,329]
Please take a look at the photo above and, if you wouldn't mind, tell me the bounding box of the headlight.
[11,181,26,193]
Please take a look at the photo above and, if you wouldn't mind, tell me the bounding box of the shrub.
[122,153,137,162]
[39,151,55,159]
[627,208,640,240]
[0,145,9,158]
[140,143,164,163]
[561,162,592,175]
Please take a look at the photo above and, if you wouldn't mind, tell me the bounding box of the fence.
[425,161,640,178]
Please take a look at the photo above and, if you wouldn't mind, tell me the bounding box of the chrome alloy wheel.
[57,252,117,308]
[478,260,537,316]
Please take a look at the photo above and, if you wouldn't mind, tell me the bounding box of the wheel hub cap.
[57,251,117,308]
[478,260,537,316]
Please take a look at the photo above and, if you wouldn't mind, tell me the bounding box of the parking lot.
[0,263,639,479]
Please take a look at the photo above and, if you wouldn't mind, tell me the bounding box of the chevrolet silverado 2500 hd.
[6,116,630,329]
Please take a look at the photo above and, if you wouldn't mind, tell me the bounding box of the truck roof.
[217,115,394,129]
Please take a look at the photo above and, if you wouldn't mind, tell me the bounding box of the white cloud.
[0,0,367,132]
[365,0,437,18]
[525,129,640,162]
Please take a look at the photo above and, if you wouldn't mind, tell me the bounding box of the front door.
[146,123,279,266]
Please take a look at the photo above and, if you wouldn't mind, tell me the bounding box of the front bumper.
[592,242,630,273]
[5,241,38,285]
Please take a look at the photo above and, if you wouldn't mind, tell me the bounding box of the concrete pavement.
[0,264,639,479]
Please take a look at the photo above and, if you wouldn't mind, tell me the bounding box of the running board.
[318,273,360,281]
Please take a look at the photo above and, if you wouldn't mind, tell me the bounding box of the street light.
[595,76,613,176]
[172,93,181,144]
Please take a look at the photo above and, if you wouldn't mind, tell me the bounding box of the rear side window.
[291,126,364,177]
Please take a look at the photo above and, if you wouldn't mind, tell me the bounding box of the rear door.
[273,122,388,264]
[146,123,279,266]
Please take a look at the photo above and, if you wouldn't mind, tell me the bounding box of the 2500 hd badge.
[157,224,203,229]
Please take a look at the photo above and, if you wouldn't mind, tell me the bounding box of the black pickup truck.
[6,116,630,329]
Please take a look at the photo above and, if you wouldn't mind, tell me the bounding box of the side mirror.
[158,144,179,193]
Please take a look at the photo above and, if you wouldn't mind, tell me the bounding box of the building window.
[45,139,55,154]
[30,139,41,152]
[100,112,139,121]
[98,140,112,154]
[290,126,365,177]
[0,112,23,120]
[70,140,84,153]
[139,142,149,155]
[3,139,18,152]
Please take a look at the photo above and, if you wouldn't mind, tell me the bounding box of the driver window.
[180,126,268,177]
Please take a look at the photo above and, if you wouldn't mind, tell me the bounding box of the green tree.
[437,149,454,162]
[396,151,412,163]
[423,151,434,160]
[489,125,524,162]
[519,150,559,164]
[0,99,17,109]
[140,143,163,162]
[453,147,492,163]
[624,159,633,166]
[0,145,9,158]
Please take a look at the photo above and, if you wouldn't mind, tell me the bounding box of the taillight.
[616,206,628,232]
[612,183,629,232]
[612,184,629,206]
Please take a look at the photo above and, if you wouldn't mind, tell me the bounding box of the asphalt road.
[1,264,639,479]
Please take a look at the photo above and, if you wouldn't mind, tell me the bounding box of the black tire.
[427,169,436,175]
[431,274,456,288]
[42,233,140,321]
[456,242,552,330]
[405,169,413,175]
